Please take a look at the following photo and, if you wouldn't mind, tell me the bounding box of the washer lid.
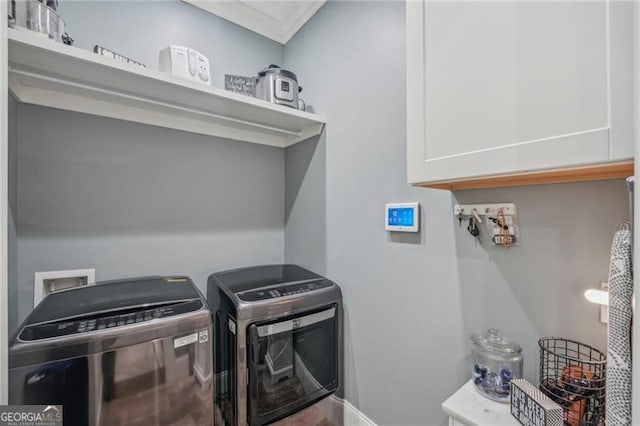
[211,264,322,293]
[25,276,201,325]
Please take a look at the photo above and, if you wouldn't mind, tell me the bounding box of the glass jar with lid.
[470,328,523,402]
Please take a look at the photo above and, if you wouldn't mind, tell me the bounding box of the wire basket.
[538,337,606,426]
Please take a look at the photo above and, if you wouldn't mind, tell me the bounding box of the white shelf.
[442,380,518,426]
[7,28,326,148]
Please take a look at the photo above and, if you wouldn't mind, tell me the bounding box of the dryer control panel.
[239,279,333,302]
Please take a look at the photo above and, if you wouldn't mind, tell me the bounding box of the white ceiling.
[183,0,327,45]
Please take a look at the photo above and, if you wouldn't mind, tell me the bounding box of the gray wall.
[285,135,327,273]
[453,181,627,383]
[284,2,465,424]
[14,104,285,331]
[284,1,629,424]
[10,0,286,332]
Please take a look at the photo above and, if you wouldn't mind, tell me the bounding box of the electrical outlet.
[600,282,608,324]
[34,268,95,307]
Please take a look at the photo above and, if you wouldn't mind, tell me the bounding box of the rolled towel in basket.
[606,222,633,426]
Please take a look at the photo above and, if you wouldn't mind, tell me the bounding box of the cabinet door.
[407,0,634,185]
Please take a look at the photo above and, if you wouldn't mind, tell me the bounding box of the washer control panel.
[19,299,203,341]
[239,279,333,302]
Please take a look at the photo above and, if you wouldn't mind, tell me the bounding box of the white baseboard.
[342,398,377,426]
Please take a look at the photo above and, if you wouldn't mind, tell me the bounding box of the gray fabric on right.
[606,224,633,426]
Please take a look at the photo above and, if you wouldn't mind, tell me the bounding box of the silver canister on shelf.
[470,328,523,403]
[10,0,66,43]
[255,64,305,111]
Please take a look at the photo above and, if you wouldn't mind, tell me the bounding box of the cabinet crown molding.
[182,0,327,44]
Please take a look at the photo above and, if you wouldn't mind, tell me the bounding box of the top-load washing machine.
[207,264,343,426]
[9,276,214,426]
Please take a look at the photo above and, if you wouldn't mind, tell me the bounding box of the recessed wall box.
[385,202,419,232]
[34,268,96,307]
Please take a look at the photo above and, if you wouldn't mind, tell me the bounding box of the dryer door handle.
[256,306,336,337]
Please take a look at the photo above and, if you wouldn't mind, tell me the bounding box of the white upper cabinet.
[407,0,635,189]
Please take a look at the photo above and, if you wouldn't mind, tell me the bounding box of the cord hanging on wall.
[454,203,520,249]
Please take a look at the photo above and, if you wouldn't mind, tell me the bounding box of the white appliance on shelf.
[159,45,210,86]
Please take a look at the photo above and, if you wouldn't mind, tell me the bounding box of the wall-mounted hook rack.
[454,203,519,248]
[454,203,517,217]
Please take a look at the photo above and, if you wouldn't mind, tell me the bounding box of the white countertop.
[442,380,520,426]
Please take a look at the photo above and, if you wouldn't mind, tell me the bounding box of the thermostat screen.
[388,208,414,226]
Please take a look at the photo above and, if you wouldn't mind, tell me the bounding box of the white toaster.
[159,45,211,86]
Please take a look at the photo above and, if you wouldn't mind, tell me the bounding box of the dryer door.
[247,305,338,425]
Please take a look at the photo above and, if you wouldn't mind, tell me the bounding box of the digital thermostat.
[385,202,419,232]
